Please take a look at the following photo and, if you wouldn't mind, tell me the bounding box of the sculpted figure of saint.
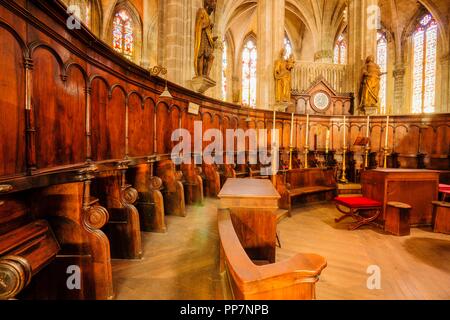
[274,49,295,103]
[194,0,218,78]
[359,55,381,112]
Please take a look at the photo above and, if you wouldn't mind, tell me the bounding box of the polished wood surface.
[110,199,450,300]
[276,168,337,212]
[361,169,439,226]
[218,209,327,300]
[156,160,186,217]
[218,178,280,209]
[432,201,450,234]
[385,202,412,236]
[0,0,448,300]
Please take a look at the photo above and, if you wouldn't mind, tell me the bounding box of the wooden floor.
[111,199,450,300]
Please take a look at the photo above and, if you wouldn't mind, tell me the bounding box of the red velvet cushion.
[439,184,450,192]
[334,196,382,208]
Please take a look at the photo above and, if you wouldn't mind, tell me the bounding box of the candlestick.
[289,113,294,147]
[339,146,348,183]
[289,146,294,170]
[384,116,389,148]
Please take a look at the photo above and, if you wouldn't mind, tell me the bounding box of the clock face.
[312,92,330,111]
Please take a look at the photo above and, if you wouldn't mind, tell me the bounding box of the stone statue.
[274,48,295,103]
[359,55,381,113]
[194,0,218,78]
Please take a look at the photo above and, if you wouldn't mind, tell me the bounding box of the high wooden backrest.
[286,168,336,189]
[218,209,327,300]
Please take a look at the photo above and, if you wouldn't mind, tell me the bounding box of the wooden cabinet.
[361,169,439,226]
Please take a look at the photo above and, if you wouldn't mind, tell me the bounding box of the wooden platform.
[111,199,450,300]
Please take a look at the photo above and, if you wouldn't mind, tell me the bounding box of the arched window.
[284,35,293,59]
[377,31,388,114]
[242,38,257,108]
[222,41,228,101]
[112,9,134,60]
[412,13,438,113]
[334,34,347,64]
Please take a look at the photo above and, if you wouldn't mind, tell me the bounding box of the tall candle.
[289,113,294,146]
[366,116,370,138]
[305,114,310,146]
[343,116,346,146]
[385,116,389,147]
[326,129,330,153]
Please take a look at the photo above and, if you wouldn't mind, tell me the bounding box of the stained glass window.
[334,34,347,64]
[222,41,228,101]
[284,35,293,59]
[412,13,437,113]
[377,31,388,114]
[242,39,257,108]
[113,9,134,60]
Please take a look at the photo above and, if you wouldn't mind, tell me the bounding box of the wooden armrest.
[218,209,326,299]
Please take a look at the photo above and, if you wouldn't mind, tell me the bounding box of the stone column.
[438,53,450,113]
[392,65,406,114]
[159,0,201,86]
[256,0,285,110]
[347,0,379,113]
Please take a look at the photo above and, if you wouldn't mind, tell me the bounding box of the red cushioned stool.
[334,196,382,230]
[439,184,450,202]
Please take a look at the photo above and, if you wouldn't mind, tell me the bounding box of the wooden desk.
[218,178,280,210]
[361,169,439,226]
[218,179,281,263]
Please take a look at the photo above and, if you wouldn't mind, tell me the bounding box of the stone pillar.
[438,54,450,113]
[256,0,285,110]
[347,0,379,113]
[159,0,201,86]
[392,66,406,114]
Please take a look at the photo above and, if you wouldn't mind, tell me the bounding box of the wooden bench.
[276,168,337,212]
[202,164,221,197]
[127,162,166,233]
[156,160,186,217]
[218,209,327,300]
[180,163,203,205]
[91,162,142,259]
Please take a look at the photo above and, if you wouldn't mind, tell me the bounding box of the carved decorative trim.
[84,205,109,230]
[0,256,31,300]
[0,185,13,193]
[149,176,163,190]
[121,185,138,204]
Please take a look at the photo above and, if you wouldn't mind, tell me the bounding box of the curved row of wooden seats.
[0,158,207,300]
[218,209,327,300]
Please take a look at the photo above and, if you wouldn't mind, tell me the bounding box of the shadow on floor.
[403,237,450,273]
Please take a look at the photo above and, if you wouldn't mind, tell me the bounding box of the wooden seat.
[385,201,411,236]
[218,209,327,300]
[334,196,382,230]
[432,201,450,234]
[276,168,337,213]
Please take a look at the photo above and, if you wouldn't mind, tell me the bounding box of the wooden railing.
[218,209,327,300]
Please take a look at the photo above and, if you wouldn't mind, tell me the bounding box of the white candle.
[290,113,294,146]
[385,116,389,148]
[343,116,346,147]
[305,114,310,146]
[366,116,370,138]
[326,129,330,153]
